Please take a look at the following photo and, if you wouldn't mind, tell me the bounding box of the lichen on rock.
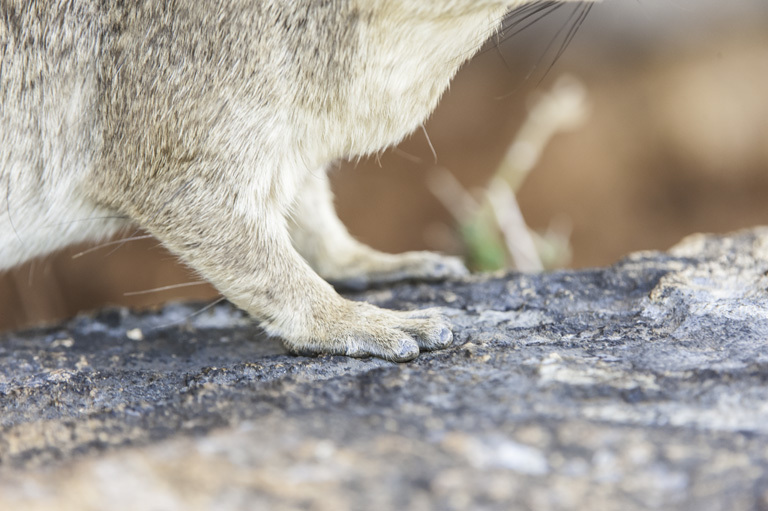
[1,228,768,510]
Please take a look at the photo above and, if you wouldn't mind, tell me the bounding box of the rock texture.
[1,228,768,510]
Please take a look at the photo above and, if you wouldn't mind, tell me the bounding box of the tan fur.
[0,0,592,361]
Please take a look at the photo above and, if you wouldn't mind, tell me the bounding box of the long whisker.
[124,281,209,296]
[541,3,593,81]
[421,125,438,163]
[71,234,154,259]
[150,296,227,331]
[503,1,563,35]
[481,2,564,56]
[392,147,424,164]
[494,1,594,97]
[527,3,585,85]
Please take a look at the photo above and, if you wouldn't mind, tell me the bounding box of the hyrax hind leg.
[289,170,468,290]
[96,161,454,362]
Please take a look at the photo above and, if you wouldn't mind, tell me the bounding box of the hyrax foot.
[283,302,454,362]
[326,250,469,290]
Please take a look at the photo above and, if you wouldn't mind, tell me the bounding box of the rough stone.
[1,228,768,510]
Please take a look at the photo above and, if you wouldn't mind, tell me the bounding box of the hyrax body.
[0,1,590,361]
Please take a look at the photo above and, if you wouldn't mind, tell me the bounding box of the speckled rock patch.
[1,228,768,510]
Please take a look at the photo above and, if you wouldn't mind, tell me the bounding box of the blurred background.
[2,0,767,331]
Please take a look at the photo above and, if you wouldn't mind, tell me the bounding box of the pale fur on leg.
[289,170,468,290]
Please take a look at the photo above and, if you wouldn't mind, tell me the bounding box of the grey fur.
[0,0,591,361]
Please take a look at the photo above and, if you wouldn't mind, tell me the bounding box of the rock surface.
[1,228,768,510]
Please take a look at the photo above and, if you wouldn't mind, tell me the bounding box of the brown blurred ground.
[2,1,768,331]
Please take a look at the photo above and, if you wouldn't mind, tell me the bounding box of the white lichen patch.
[538,352,660,391]
[126,328,144,341]
[643,229,768,326]
[50,337,75,349]
[441,432,550,475]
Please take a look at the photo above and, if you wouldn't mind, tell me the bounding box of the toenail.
[439,327,453,346]
[397,341,419,360]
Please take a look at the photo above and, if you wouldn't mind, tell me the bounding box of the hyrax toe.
[402,318,454,351]
[283,302,454,362]
[393,338,420,362]
[425,254,469,279]
[325,251,468,290]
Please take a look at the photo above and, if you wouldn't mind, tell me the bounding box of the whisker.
[421,125,438,163]
[150,296,227,331]
[71,234,154,259]
[392,147,424,164]
[495,41,515,74]
[527,3,584,85]
[540,3,593,82]
[104,232,161,258]
[504,1,563,33]
[494,1,594,96]
[124,281,209,296]
[481,2,564,56]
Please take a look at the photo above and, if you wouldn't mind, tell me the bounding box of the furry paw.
[282,302,454,362]
[326,251,468,290]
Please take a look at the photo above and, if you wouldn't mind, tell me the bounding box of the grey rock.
[1,228,768,510]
